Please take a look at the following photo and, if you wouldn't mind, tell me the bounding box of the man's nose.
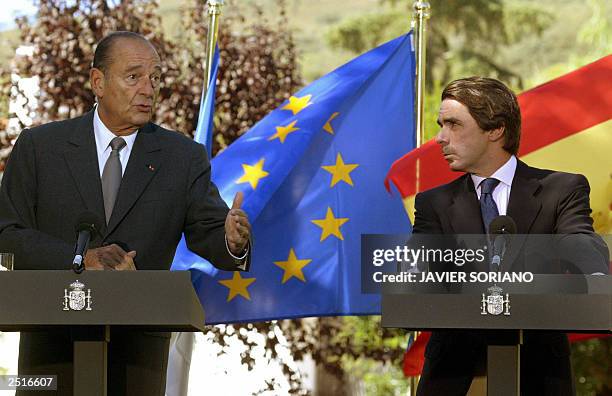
[139,76,155,97]
[435,128,447,145]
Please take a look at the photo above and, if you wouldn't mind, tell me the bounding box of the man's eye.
[127,74,137,80]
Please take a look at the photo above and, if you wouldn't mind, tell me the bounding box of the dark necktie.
[479,178,500,233]
[102,137,126,223]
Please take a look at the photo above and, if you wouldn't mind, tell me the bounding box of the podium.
[0,271,205,396]
[381,274,612,395]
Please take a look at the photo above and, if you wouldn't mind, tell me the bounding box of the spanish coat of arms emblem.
[62,280,93,311]
[481,285,510,316]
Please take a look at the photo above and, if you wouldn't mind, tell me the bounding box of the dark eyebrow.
[438,116,461,126]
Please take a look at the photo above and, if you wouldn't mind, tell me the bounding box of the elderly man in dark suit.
[412,77,609,396]
[0,31,251,396]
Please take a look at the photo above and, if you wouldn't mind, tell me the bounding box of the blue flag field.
[172,33,416,324]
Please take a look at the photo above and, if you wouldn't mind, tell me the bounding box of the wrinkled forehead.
[108,37,161,70]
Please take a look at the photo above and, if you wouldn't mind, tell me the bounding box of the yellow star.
[323,112,340,134]
[321,153,359,187]
[235,159,269,189]
[311,207,349,241]
[281,94,313,115]
[274,248,312,284]
[218,272,256,302]
[268,120,299,143]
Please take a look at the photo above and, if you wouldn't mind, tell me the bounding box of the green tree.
[0,0,301,167]
[326,0,553,90]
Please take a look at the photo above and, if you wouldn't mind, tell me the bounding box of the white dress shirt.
[470,155,517,215]
[93,107,138,177]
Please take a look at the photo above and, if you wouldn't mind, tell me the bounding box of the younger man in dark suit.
[0,31,252,395]
[413,77,609,396]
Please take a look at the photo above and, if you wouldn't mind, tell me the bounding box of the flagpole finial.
[207,0,224,15]
[413,1,431,18]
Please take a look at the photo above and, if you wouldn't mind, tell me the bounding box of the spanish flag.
[386,55,612,377]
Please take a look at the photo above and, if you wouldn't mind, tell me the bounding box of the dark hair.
[442,77,521,155]
[92,31,150,73]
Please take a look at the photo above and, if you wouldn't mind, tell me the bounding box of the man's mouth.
[134,104,152,112]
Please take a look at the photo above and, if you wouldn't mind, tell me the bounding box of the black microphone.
[489,215,517,270]
[72,212,102,274]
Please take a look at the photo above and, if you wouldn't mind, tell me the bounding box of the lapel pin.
[147,164,155,171]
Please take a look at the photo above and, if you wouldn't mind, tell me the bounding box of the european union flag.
[172,33,415,324]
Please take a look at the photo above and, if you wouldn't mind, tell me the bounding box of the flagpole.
[165,3,225,396]
[204,0,224,93]
[409,2,430,396]
[412,1,430,149]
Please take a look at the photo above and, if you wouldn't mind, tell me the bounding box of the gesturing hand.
[225,191,251,256]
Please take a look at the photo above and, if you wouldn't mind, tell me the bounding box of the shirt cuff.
[225,234,249,260]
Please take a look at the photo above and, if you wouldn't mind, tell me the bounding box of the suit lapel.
[444,162,542,272]
[105,123,161,237]
[447,176,490,272]
[447,175,484,234]
[63,110,107,232]
[502,160,542,271]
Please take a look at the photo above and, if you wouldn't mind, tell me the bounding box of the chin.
[448,160,466,172]
[132,114,152,126]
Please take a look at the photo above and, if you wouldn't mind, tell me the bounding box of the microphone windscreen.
[75,212,102,233]
[489,215,517,235]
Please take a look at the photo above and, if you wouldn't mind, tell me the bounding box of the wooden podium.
[0,271,205,396]
[381,274,612,395]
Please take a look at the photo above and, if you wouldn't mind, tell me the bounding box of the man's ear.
[90,68,105,98]
[488,126,505,142]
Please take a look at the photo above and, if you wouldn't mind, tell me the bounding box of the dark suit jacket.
[412,160,609,274]
[0,110,250,395]
[412,160,608,396]
[0,110,249,271]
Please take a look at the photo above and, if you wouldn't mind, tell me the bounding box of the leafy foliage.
[327,0,553,89]
[0,0,301,167]
[572,337,612,395]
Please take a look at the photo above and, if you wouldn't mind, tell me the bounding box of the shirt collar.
[471,155,517,191]
[93,106,138,153]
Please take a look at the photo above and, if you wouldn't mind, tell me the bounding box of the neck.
[97,106,139,136]
[471,152,512,178]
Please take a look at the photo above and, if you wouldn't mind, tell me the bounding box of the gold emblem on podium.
[63,280,92,311]
[481,285,510,316]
